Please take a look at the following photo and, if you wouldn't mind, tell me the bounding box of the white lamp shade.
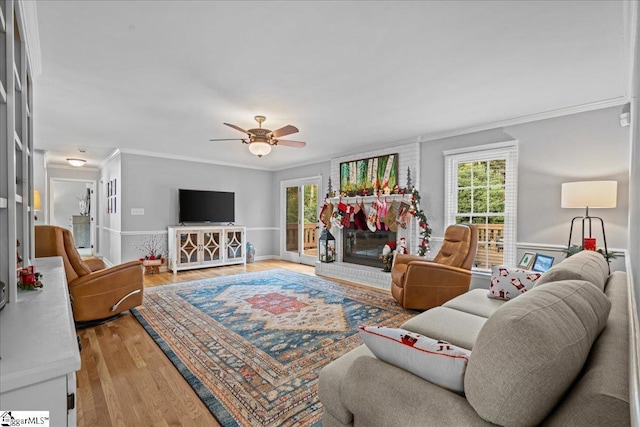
[561,181,617,208]
[248,142,272,157]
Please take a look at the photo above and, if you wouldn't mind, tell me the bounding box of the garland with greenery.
[563,244,617,261]
[409,188,432,256]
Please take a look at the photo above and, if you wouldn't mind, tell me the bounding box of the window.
[445,142,518,269]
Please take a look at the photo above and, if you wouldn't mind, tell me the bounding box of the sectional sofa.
[319,250,630,426]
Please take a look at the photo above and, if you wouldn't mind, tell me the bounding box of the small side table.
[142,259,164,274]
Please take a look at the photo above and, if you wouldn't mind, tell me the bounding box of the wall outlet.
[131,208,145,216]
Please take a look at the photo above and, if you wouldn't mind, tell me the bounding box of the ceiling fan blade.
[223,123,251,134]
[274,139,306,148]
[270,125,299,138]
[209,138,247,142]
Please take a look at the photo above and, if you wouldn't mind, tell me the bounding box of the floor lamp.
[561,180,617,271]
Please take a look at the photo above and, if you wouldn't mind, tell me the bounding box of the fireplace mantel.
[316,142,421,290]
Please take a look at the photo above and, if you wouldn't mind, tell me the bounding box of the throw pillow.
[357,326,471,393]
[488,266,541,301]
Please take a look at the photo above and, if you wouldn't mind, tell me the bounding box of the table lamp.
[561,180,616,268]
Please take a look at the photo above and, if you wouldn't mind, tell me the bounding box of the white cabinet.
[0,257,81,426]
[168,226,246,272]
[1,0,37,304]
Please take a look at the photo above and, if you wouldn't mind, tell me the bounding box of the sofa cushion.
[358,326,471,392]
[465,280,611,426]
[543,271,630,426]
[487,266,541,300]
[318,344,373,425]
[534,250,608,291]
[401,306,486,350]
[342,355,494,427]
[443,289,506,318]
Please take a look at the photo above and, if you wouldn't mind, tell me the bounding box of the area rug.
[132,269,415,427]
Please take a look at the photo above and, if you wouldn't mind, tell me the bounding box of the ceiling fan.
[210,115,306,158]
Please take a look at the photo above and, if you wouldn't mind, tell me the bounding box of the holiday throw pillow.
[358,326,471,393]
[487,266,541,301]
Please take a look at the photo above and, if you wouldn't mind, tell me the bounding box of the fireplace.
[343,225,397,268]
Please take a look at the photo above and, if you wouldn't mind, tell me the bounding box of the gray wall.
[51,180,89,230]
[421,106,630,272]
[115,153,277,262]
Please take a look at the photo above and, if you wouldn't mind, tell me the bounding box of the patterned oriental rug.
[132,269,415,427]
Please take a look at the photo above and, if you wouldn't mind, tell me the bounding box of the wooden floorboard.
[76,259,317,427]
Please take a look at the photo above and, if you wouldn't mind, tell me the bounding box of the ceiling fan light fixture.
[248,141,272,158]
[67,158,86,167]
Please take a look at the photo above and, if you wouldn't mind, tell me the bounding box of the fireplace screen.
[343,227,397,268]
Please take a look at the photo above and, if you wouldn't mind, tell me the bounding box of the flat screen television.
[178,189,235,224]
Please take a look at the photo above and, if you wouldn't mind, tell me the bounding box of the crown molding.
[118,148,273,172]
[100,149,122,169]
[420,97,629,143]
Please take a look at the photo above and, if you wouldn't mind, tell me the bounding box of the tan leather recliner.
[35,225,143,322]
[391,224,478,310]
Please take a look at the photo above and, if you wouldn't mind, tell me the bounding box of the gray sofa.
[319,250,630,426]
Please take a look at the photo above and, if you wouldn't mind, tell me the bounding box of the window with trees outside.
[444,142,518,269]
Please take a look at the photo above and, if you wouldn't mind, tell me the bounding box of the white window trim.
[444,141,518,269]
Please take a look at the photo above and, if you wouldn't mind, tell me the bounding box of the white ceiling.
[34,1,633,171]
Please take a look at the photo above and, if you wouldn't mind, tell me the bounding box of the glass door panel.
[226,230,243,261]
[301,183,318,261]
[281,177,321,265]
[178,231,199,265]
[286,186,299,253]
[202,231,221,264]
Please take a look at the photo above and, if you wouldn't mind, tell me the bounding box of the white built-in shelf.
[26,103,30,117]
[0,197,7,209]
[15,194,22,204]
[14,131,22,150]
[0,80,6,104]
[0,6,5,33]
[13,63,21,91]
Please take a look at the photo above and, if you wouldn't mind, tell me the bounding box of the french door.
[281,177,321,265]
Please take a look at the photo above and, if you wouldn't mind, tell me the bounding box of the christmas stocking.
[331,202,347,229]
[384,201,399,232]
[319,201,333,228]
[342,204,354,228]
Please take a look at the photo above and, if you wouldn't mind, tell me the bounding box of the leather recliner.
[35,225,143,322]
[391,224,478,310]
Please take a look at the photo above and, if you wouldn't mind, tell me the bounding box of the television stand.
[167,225,246,272]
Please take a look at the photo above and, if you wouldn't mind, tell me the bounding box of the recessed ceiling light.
[67,158,86,167]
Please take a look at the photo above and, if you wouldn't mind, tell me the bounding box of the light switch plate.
[131,208,145,216]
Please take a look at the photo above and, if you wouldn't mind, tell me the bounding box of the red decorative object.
[18,266,44,290]
[583,238,597,251]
